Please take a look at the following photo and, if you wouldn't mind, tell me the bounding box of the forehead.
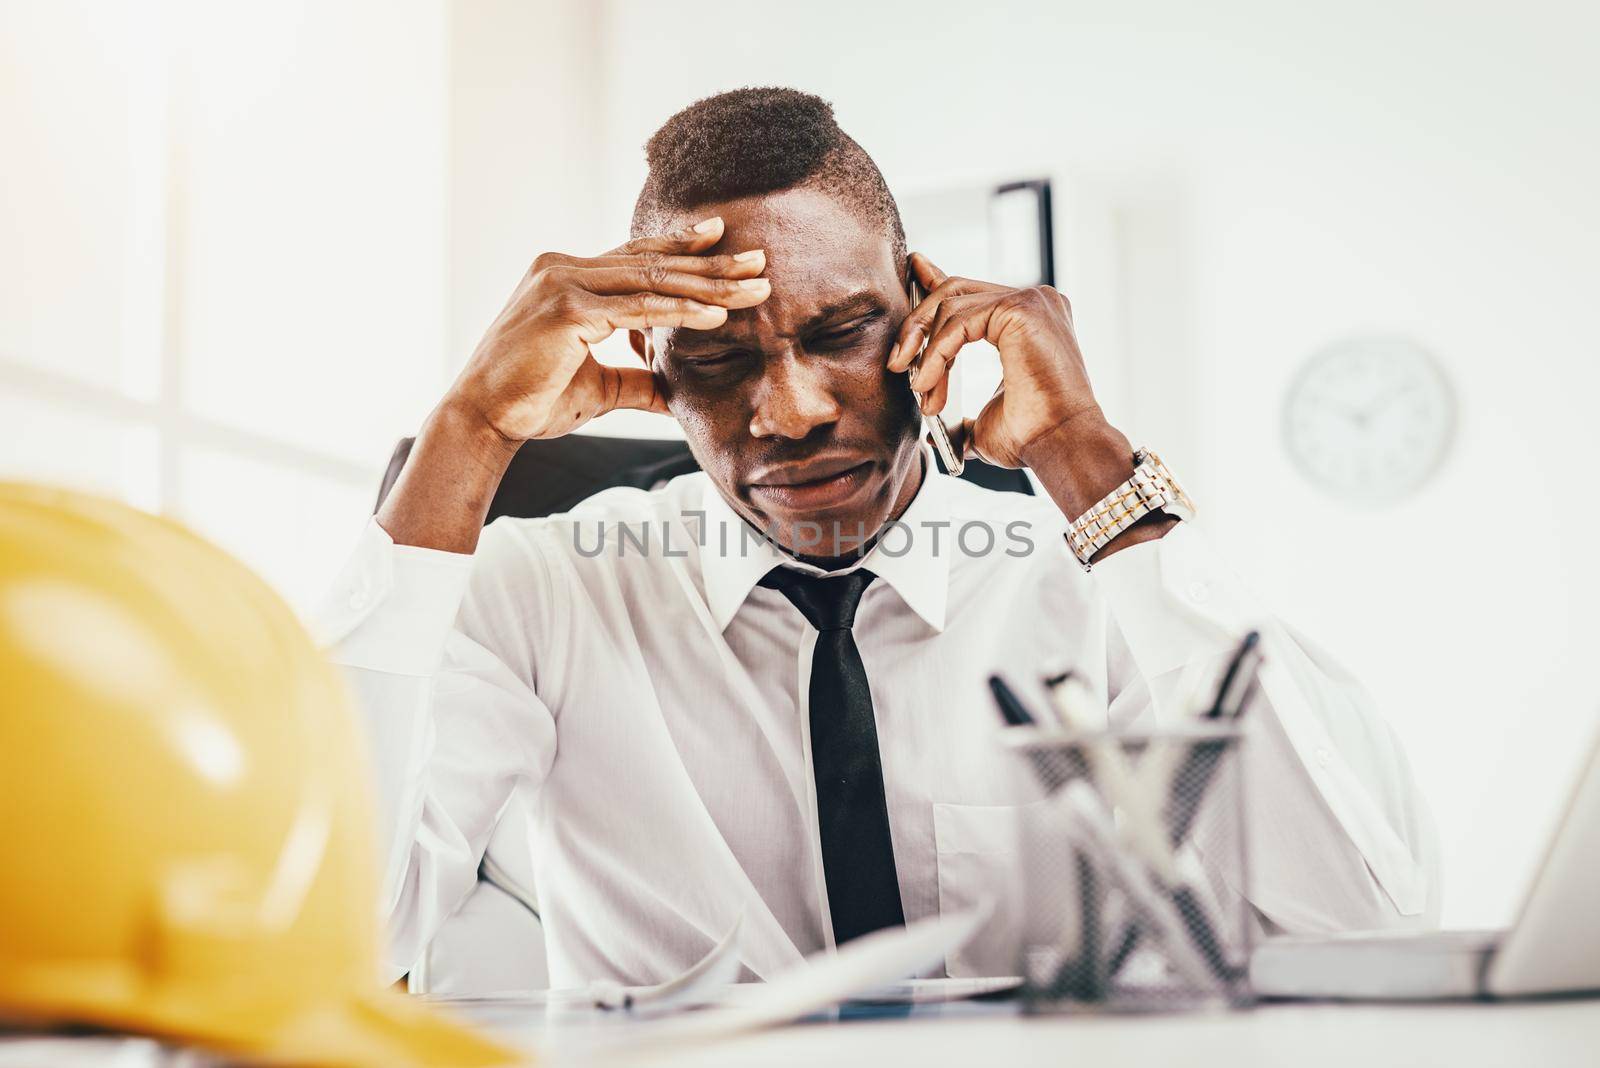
[660,187,900,347]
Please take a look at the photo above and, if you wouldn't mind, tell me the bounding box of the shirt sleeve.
[1090,521,1441,933]
[313,517,558,980]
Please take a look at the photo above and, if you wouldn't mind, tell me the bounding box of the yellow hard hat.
[0,482,521,1067]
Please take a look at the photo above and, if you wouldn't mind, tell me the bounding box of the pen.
[1169,630,1263,847]
[1057,781,1218,992]
[1106,631,1265,987]
[1207,629,1262,719]
[1061,849,1104,1002]
[992,673,1109,1000]
[1045,672,1180,884]
[1041,671,1237,990]
[1042,670,1091,731]
[990,674,1089,789]
[1172,885,1234,985]
[990,674,1039,727]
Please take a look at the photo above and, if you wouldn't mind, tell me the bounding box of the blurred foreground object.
[0,483,520,1067]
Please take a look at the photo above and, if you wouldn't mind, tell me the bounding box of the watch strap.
[1065,448,1194,569]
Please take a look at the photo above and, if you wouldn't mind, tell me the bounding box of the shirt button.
[347,586,369,610]
[1186,581,1210,604]
[1316,746,1333,768]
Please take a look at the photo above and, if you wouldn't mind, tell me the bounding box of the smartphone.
[906,278,965,476]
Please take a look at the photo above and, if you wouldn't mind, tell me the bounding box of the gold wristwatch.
[1065,448,1195,570]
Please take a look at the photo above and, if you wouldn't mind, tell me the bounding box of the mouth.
[747,457,876,512]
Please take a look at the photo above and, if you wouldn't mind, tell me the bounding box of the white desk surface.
[446,997,1600,1068]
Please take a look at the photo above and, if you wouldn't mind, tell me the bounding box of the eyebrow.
[666,289,887,353]
[803,291,887,331]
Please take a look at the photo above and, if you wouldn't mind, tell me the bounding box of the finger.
[889,292,936,372]
[920,331,992,417]
[889,270,1005,372]
[888,252,950,371]
[601,364,672,417]
[949,417,978,461]
[910,295,995,395]
[910,251,949,290]
[570,293,729,342]
[560,265,770,309]
[960,402,1020,468]
[891,282,959,372]
[604,216,725,258]
[921,364,953,416]
[565,249,765,279]
[925,292,991,356]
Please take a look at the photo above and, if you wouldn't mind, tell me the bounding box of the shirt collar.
[699,445,951,634]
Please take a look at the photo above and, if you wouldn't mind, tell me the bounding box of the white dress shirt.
[318,452,1440,987]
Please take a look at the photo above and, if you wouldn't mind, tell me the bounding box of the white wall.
[448,0,606,371]
[583,0,1600,926]
[1,0,451,611]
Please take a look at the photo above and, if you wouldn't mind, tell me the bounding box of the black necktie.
[760,566,906,944]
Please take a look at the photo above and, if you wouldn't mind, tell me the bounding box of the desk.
[443,997,1600,1068]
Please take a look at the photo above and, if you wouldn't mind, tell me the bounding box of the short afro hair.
[631,87,906,272]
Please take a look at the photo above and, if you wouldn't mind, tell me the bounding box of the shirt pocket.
[932,801,1048,978]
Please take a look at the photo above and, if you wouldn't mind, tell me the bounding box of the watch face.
[1282,336,1456,505]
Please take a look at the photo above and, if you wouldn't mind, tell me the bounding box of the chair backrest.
[374,434,1032,521]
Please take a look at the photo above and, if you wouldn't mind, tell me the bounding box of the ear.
[628,329,652,366]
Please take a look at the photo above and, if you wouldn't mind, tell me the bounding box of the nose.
[748,349,843,441]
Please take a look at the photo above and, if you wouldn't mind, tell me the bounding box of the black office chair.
[374,433,1032,516]
[373,432,1030,993]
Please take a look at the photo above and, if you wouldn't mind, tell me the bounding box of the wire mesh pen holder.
[1002,724,1254,1012]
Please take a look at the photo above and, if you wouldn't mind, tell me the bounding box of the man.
[321,88,1438,987]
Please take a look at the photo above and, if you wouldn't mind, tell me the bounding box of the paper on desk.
[564,901,993,1064]
[586,913,745,1014]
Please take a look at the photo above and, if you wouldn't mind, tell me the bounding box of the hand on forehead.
[658,187,903,349]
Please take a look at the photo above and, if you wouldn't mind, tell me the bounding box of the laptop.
[1250,727,1600,1000]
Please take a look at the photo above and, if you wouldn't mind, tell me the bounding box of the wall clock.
[1282,336,1456,505]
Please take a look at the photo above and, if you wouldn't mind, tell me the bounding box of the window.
[1,1,450,614]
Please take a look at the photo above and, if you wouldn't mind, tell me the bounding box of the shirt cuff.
[1089,520,1262,678]
[312,517,476,676]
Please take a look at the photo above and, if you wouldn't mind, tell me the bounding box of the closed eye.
[677,349,750,373]
[811,314,882,349]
